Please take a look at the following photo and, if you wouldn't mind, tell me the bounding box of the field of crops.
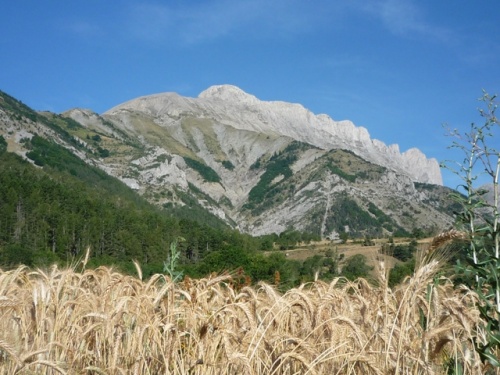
[0,249,487,374]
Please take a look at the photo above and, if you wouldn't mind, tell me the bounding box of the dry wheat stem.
[0,247,486,375]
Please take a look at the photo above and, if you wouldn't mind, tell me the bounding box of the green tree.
[301,254,325,280]
[259,234,276,251]
[0,135,7,154]
[388,258,415,287]
[341,254,373,280]
[0,244,33,267]
[362,236,375,246]
[411,227,426,239]
[339,231,349,244]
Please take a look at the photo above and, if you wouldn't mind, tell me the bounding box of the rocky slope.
[0,87,454,237]
[106,85,442,185]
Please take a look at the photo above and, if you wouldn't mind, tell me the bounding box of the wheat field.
[0,248,489,374]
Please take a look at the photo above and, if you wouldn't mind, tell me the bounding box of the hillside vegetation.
[0,135,327,286]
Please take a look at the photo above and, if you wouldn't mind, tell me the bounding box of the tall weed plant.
[163,236,185,282]
[443,91,500,368]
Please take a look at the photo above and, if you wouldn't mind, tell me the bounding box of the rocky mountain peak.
[198,84,259,105]
[100,84,442,185]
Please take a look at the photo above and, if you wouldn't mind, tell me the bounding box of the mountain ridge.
[104,84,442,185]
[0,86,454,238]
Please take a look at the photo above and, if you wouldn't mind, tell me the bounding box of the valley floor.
[267,237,433,276]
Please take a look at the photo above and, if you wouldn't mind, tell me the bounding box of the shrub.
[221,160,235,170]
[183,157,221,183]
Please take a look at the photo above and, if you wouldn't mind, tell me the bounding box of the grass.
[181,117,226,161]
[270,238,421,274]
[0,244,487,374]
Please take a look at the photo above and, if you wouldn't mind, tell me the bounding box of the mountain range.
[0,85,457,238]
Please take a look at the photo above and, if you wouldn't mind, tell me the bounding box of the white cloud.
[123,0,457,48]
[124,0,340,44]
[355,0,452,43]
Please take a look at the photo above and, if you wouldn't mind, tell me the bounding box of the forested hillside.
[0,88,455,288]
[0,134,323,286]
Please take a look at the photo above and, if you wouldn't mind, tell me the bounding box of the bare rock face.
[107,85,442,185]
[401,148,442,185]
[85,84,450,235]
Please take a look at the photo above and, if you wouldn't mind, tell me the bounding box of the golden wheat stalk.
[0,260,485,374]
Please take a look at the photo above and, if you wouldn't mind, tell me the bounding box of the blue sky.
[1,1,499,188]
